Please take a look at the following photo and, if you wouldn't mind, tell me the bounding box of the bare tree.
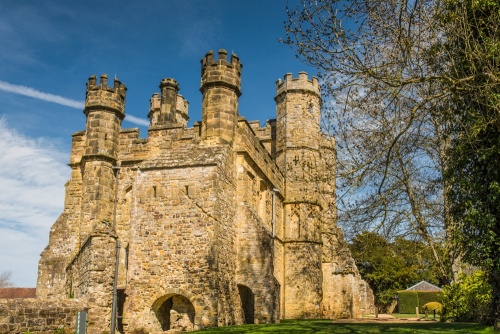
[283,0,460,282]
[0,271,13,288]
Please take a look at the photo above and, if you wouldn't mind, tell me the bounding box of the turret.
[84,74,127,159]
[148,78,189,128]
[200,49,242,144]
[81,74,126,238]
[274,72,323,319]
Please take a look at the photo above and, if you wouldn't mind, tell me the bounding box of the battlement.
[275,72,320,98]
[201,49,242,72]
[160,78,179,91]
[85,74,127,114]
[86,74,127,98]
[200,49,242,97]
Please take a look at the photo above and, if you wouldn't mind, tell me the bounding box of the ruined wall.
[36,132,86,300]
[66,232,117,333]
[0,299,85,334]
[318,135,375,318]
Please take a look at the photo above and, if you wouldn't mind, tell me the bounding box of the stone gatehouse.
[36,49,373,333]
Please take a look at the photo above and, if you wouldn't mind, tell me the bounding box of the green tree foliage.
[444,0,500,328]
[442,271,492,323]
[349,232,444,311]
[392,238,447,286]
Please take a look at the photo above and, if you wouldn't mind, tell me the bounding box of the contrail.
[0,80,84,109]
[125,114,150,126]
[0,80,149,127]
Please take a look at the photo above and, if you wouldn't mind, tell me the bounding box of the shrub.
[422,302,443,315]
[441,271,492,323]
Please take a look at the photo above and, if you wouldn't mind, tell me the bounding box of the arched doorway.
[237,284,255,324]
[153,294,195,332]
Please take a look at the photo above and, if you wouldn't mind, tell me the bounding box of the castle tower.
[200,49,242,144]
[275,72,323,319]
[81,74,126,238]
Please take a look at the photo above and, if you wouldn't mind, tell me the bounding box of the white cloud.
[0,118,69,287]
[0,80,149,126]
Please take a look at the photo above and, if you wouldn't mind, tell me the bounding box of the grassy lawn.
[191,319,495,333]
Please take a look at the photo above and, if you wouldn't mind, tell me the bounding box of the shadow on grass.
[192,319,494,333]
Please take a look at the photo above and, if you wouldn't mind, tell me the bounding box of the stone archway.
[237,284,255,324]
[153,294,195,332]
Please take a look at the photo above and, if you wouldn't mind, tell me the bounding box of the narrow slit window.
[125,245,129,269]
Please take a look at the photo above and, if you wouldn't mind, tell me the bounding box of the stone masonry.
[36,49,374,333]
[0,299,84,334]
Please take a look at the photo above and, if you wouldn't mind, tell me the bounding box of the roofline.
[406,280,442,291]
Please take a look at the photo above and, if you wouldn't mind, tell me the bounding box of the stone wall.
[235,153,281,323]
[0,299,85,334]
[114,144,244,332]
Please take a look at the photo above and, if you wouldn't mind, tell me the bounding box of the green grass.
[192,319,494,333]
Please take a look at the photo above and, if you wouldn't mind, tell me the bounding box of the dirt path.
[330,314,439,324]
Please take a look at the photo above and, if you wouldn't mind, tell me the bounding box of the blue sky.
[0,0,316,287]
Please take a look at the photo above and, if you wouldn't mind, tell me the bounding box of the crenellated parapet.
[85,74,127,117]
[275,72,320,101]
[200,49,242,97]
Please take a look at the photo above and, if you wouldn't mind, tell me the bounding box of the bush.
[441,271,492,323]
[422,302,443,315]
